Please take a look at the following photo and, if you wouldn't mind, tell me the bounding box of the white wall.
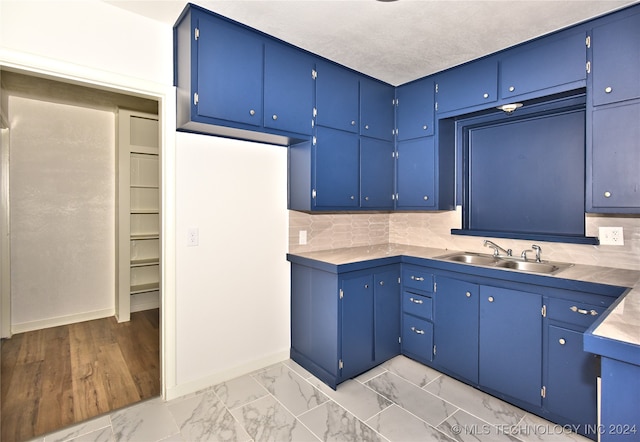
[0,0,172,87]
[174,133,290,394]
[9,96,116,331]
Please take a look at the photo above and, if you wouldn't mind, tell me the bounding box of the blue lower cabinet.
[341,275,375,379]
[289,261,399,389]
[546,325,599,430]
[479,286,543,407]
[374,270,401,363]
[402,314,434,363]
[433,277,479,384]
[600,357,640,442]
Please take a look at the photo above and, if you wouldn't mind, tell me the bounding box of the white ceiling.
[104,0,639,85]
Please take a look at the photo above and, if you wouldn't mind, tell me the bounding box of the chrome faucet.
[483,240,512,257]
[521,244,542,262]
[532,244,542,262]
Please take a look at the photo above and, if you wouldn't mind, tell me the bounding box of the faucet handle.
[531,245,542,262]
[521,249,534,261]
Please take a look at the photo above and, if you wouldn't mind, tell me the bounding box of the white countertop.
[289,243,640,348]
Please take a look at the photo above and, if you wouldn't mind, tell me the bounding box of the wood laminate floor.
[1,309,160,442]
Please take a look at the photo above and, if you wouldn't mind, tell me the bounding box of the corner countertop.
[287,243,640,358]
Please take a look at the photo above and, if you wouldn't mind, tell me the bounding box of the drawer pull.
[559,338,566,345]
[570,306,598,316]
[465,291,471,298]
[410,326,425,335]
[409,297,423,304]
[410,276,425,281]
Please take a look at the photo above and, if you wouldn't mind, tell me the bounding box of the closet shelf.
[130,233,159,240]
[130,282,160,294]
[131,258,160,267]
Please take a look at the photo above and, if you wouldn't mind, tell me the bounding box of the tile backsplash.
[289,208,640,271]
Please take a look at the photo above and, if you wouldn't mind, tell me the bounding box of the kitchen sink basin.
[443,253,500,266]
[435,252,572,275]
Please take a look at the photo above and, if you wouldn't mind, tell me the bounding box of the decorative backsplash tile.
[289,209,640,271]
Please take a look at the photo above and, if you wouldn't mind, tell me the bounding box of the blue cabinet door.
[264,42,315,136]
[546,325,598,429]
[341,275,375,379]
[396,137,436,209]
[315,61,359,133]
[195,13,263,126]
[592,11,640,106]
[313,127,359,209]
[435,59,498,114]
[360,78,395,141]
[479,286,542,407]
[591,101,640,211]
[396,78,435,140]
[374,269,401,363]
[434,277,479,383]
[500,31,586,100]
[361,137,394,209]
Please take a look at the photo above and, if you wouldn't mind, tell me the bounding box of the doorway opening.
[0,70,162,441]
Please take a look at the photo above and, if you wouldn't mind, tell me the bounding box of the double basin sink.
[436,252,573,275]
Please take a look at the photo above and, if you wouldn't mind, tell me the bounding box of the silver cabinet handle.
[570,306,598,316]
[465,291,471,298]
[350,195,355,200]
[483,93,489,99]
[410,276,425,281]
[272,114,278,120]
[409,297,423,304]
[559,338,566,345]
[351,120,356,126]
[423,196,429,201]
[249,109,256,116]
[364,124,369,130]
[364,284,369,289]
[509,86,515,92]
[488,296,494,303]
[605,86,612,93]
[364,196,369,201]
[379,281,384,286]
[604,191,611,198]
[422,125,428,130]
[410,327,425,335]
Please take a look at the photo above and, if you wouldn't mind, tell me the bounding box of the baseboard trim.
[165,350,290,401]
[12,308,115,334]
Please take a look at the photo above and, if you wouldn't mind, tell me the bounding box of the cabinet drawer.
[402,314,433,363]
[402,267,434,292]
[546,297,609,328]
[403,292,433,321]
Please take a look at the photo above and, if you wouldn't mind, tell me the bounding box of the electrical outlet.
[299,230,307,245]
[187,227,199,247]
[599,227,624,245]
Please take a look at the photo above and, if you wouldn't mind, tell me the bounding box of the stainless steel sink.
[435,252,573,275]
[443,253,500,266]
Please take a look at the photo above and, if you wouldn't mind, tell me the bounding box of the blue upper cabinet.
[174,5,314,144]
[195,13,263,127]
[315,61,359,133]
[264,43,315,136]
[360,137,395,209]
[500,30,587,100]
[313,127,360,209]
[396,78,435,140]
[360,78,395,141]
[591,11,640,106]
[396,137,436,209]
[435,58,498,114]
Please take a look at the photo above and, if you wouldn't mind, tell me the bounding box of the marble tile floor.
[29,356,591,442]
